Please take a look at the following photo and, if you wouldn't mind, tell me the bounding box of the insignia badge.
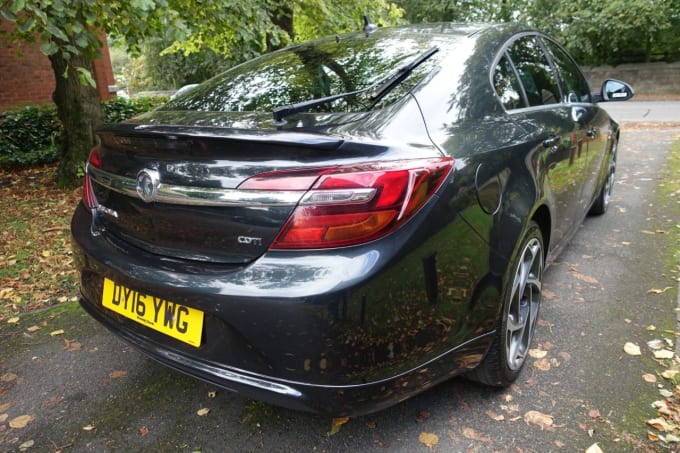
[136,169,160,203]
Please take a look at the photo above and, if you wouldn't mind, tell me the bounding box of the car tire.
[468,221,544,386]
[589,140,617,215]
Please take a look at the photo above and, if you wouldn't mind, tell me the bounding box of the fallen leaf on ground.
[647,325,657,331]
[534,358,551,371]
[138,426,149,436]
[523,410,554,430]
[197,407,210,416]
[41,395,64,409]
[26,325,40,332]
[0,402,12,412]
[50,329,64,336]
[461,427,493,443]
[643,373,657,383]
[9,414,34,429]
[660,389,673,398]
[64,339,83,351]
[18,440,34,451]
[328,417,349,435]
[662,369,679,380]
[366,421,377,429]
[648,287,672,294]
[485,410,505,421]
[7,317,19,324]
[569,269,599,284]
[624,342,642,356]
[82,424,95,431]
[589,409,601,418]
[529,349,548,359]
[585,443,603,453]
[416,410,431,422]
[542,289,556,300]
[1,373,17,382]
[108,370,127,379]
[0,414,7,423]
[648,339,666,350]
[647,417,674,432]
[207,390,217,399]
[653,349,675,360]
[419,431,439,448]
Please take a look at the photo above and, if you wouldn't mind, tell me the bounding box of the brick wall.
[0,22,116,110]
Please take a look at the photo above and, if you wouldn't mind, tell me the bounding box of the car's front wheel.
[469,221,544,386]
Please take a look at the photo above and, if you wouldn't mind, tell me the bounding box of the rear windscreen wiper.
[273,86,371,124]
[272,46,439,124]
[369,46,439,106]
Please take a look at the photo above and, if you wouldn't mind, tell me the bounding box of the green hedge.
[0,97,166,169]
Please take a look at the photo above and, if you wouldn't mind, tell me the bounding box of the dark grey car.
[71,22,632,416]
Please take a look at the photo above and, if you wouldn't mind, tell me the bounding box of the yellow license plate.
[101,278,204,347]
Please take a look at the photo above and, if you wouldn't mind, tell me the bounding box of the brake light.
[82,146,100,210]
[241,158,453,249]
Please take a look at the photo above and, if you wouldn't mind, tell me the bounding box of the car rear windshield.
[162,32,444,114]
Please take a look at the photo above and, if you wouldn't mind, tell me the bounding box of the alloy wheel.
[505,237,543,371]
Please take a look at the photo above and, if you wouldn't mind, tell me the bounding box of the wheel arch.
[531,204,551,261]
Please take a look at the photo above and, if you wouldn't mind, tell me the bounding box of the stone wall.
[582,62,680,97]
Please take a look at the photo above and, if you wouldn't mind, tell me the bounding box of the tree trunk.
[268,4,294,51]
[49,51,104,188]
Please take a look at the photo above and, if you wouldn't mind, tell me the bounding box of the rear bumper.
[71,201,497,415]
[80,297,491,416]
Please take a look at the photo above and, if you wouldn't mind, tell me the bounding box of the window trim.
[490,31,593,113]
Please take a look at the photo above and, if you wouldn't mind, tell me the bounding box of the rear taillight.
[242,158,453,249]
[82,146,100,210]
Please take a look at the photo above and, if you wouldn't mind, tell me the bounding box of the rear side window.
[493,55,525,110]
[542,39,591,104]
[506,36,561,107]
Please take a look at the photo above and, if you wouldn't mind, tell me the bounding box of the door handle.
[542,136,560,149]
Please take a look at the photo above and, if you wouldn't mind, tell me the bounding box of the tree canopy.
[394,0,680,65]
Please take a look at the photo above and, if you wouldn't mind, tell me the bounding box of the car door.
[540,37,610,218]
[501,34,588,247]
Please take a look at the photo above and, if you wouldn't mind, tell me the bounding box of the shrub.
[103,97,164,124]
[0,105,61,168]
[0,97,167,169]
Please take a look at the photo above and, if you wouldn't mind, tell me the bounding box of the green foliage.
[0,98,165,169]
[528,0,680,65]
[134,37,235,91]
[124,1,404,92]
[102,97,164,124]
[395,0,680,66]
[0,106,61,168]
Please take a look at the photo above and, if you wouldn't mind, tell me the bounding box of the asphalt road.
[1,107,679,452]
[601,99,680,123]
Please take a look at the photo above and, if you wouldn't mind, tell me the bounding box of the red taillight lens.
[82,146,100,210]
[258,157,453,249]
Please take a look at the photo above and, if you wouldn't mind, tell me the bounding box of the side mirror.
[598,79,634,102]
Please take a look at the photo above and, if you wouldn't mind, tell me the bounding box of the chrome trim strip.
[88,165,305,207]
[160,350,303,397]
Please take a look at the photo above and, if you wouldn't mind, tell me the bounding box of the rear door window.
[493,54,525,110]
[506,35,561,107]
[541,38,592,104]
